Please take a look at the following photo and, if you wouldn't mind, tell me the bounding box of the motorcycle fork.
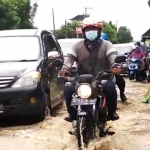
[92,104,96,138]
[77,105,96,139]
[86,109,96,139]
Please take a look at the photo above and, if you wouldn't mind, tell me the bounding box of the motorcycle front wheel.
[128,71,135,80]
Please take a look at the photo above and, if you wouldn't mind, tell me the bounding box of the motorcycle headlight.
[77,84,92,99]
[12,71,41,88]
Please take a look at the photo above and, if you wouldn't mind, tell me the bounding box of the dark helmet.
[134,41,141,46]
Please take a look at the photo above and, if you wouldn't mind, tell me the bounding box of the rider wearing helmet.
[59,17,120,122]
[130,42,145,59]
[101,33,127,102]
[130,42,147,80]
[130,42,144,55]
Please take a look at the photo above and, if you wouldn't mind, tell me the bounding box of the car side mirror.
[48,51,61,60]
[52,59,63,67]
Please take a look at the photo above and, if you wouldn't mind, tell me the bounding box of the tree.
[56,21,82,39]
[0,0,38,30]
[56,20,133,44]
[0,0,20,30]
[148,0,150,7]
[17,0,38,29]
[103,21,118,43]
[117,26,133,43]
[109,21,117,31]
[56,21,119,42]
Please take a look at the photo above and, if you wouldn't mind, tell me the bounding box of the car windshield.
[0,36,40,61]
[141,43,148,52]
[59,43,73,56]
[114,46,133,55]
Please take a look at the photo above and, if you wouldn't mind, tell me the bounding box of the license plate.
[71,98,97,106]
[122,63,127,68]
[0,104,4,113]
[130,63,138,66]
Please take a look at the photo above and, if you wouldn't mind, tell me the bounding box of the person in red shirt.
[130,46,145,59]
[130,42,145,58]
[129,42,147,80]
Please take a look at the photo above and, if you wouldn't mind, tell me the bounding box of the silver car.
[58,38,83,56]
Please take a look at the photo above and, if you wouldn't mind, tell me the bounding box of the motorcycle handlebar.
[65,76,76,82]
[57,76,76,83]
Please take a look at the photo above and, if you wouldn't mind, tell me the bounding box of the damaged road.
[0,79,150,150]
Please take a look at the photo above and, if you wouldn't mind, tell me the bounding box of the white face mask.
[85,30,98,41]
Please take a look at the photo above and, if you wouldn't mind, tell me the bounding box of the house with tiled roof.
[69,14,89,21]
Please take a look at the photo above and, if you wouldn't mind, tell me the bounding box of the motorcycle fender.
[78,111,86,116]
[130,70,135,74]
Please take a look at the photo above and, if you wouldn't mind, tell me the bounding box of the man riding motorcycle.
[101,33,127,102]
[59,17,121,122]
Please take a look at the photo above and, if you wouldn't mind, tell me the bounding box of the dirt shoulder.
[0,79,150,150]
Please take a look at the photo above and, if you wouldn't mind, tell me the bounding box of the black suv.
[0,29,64,117]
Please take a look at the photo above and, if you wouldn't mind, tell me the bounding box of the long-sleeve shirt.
[63,39,118,77]
[130,47,145,59]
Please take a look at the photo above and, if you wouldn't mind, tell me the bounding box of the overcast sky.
[31,0,150,40]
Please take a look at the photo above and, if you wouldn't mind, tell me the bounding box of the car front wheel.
[38,91,51,120]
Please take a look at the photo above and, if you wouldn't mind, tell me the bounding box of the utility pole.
[84,7,93,15]
[116,20,120,31]
[65,19,67,39]
[52,8,56,36]
[84,0,93,16]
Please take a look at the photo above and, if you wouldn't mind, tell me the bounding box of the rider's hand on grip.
[112,64,121,75]
[112,67,121,75]
[58,69,69,76]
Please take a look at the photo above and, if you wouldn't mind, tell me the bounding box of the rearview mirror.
[79,74,93,83]
[124,52,129,55]
[52,59,63,67]
[114,55,127,63]
[48,51,61,60]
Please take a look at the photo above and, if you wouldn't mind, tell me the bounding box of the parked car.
[0,29,64,117]
[58,38,83,56]
[58,38,83,68]
[113,43,133,55]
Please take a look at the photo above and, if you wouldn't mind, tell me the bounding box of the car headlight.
[77,84,92,99]
[12,71,41,88]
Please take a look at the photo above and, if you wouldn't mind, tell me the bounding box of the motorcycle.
[128,57,145,81]
[146,52,150,82]
[114,54,128,75]
[63,67,115,150]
